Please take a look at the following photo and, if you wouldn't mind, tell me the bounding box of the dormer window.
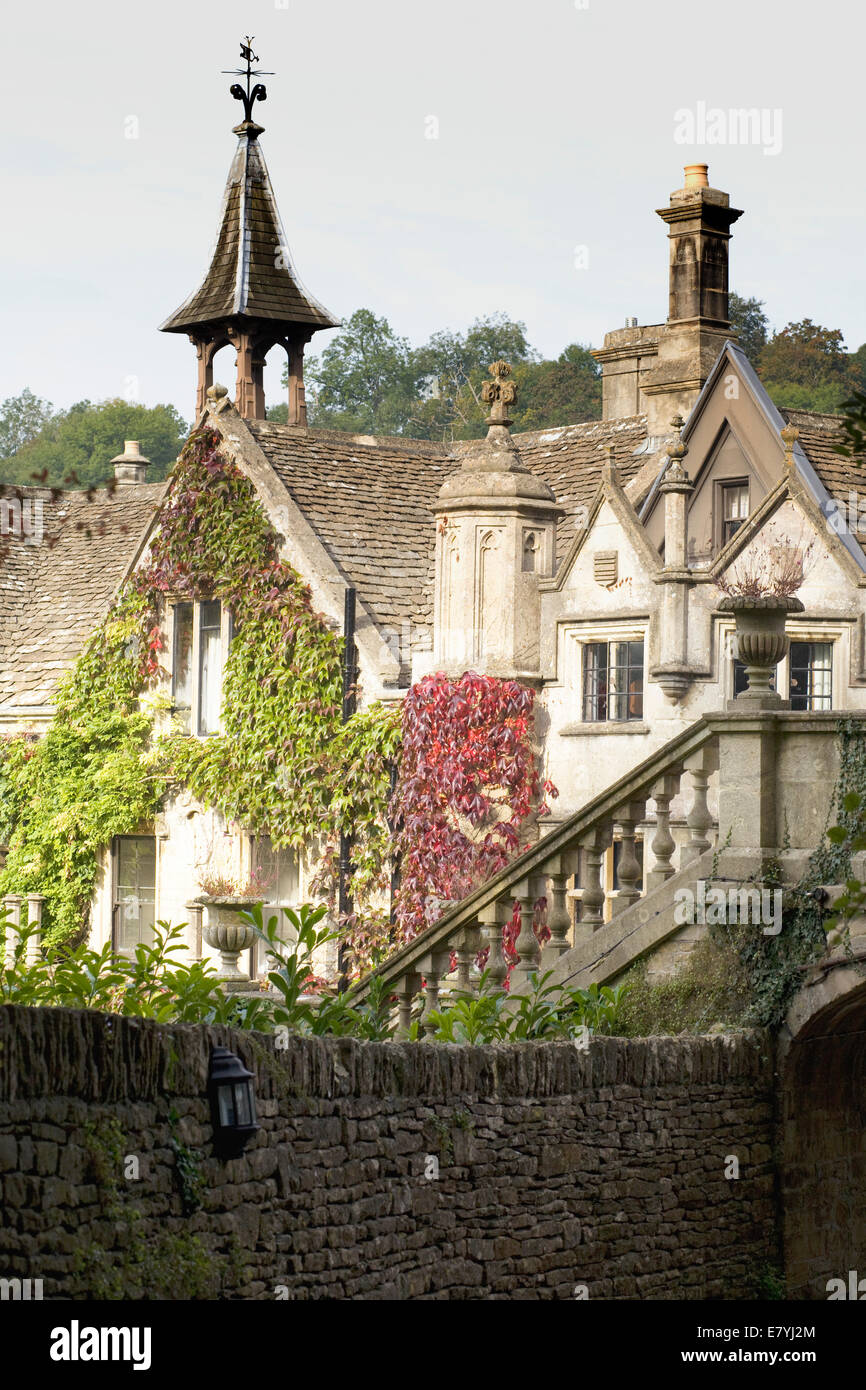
[721,482,749,545]
[170,600,233,736]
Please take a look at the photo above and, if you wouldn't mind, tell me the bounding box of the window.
[198,601,223,735]
[172,602,194,731]
[113,836,156,956]
[721,483,749,545]
[733,642,832,709]
[171,599,228,736]
[789,641,832,711]
[251,837,300,979]
[583,640,644,722]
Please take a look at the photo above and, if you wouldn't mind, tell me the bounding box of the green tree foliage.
[304,308,421,434]
[728,293,769,363]
[0,398,189,488]
[759,319,862,414]
[0,388,55,460]
[286,309,601,442]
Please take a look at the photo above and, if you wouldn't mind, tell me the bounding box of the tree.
[511,345,601,430]
[0,399,189,489]
[728,293,769,363]
[0,389,55,461]
[759,319,861,414]
[301,309,420,435]
[409,313,539,440]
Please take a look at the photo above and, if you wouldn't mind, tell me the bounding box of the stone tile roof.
[0,485,164,714]
[248,415,649,660]
[781,408,866,499]
[161,130,338,334]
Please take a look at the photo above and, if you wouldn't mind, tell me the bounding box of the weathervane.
[222,36,273,124]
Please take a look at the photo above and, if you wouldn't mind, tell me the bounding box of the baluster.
[479,900,510,990]
[454,923,480,995]
[3,895,22,968]
[541,852,575,961]
[420,951,451,1036]
[25,894,45,966]
[395,971,422,1038]
[611,799,645,915]
[579,825,609,933]
[682,747,718,866]
[511,876,542,987]
[647,772,680,891]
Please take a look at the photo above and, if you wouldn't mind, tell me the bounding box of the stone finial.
[481,361,518,427]
[781,424,799,466]
[206,383,232,416]
[110,440,151,486]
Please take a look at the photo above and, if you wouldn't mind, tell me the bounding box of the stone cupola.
[160,39,339,424]
[433,361,562,678]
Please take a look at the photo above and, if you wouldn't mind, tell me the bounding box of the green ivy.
[0,589,166,946]
[0,426,399,956]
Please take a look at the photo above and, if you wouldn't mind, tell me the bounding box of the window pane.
[172,603,194,729]
[115,837,156,954]
[790,641,832,711]
[583,640,643,722]
[722,484,749,544]
[198,600,223,735]
[583,642,608,722]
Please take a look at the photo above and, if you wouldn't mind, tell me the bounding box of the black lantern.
[208,1046,260,1158]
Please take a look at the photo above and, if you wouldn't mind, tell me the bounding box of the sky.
[2,0,864,426]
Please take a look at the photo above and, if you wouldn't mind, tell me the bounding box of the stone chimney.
[110,441,150,485]
[593,165,742,435]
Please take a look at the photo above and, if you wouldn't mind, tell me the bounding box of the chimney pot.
[683,163,709,189]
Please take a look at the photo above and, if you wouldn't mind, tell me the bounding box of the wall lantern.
[208,1046,260,1158]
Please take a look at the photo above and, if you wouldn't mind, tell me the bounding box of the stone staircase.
[355,708,864,1034]
[355,716,721,1031]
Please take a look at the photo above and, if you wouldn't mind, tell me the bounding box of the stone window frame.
[168,598,234,737]
[718,478,750,549]
[558,620,650,735]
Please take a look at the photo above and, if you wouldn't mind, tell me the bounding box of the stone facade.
[0,1005,777,1300]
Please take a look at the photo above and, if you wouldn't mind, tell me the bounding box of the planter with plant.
[718,526,812,708]
[195,868,273,990]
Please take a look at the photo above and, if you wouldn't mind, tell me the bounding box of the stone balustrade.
[355,710,866,1032]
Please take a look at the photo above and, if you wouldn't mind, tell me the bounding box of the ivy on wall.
[393,671,556,940]
[0,588,165,945]
[0,428,554,970]
[0,428,399,955]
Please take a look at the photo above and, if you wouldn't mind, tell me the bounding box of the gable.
[642,342,866,575]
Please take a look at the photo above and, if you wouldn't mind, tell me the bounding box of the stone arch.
[778,963,866,1298]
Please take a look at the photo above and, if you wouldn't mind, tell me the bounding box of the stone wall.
[0,1005,777,1300]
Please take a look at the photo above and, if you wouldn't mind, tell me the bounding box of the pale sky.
[2,0,864,425]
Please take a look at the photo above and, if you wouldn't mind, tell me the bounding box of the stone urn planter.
[720,594,805,709]
[195,896,261,991]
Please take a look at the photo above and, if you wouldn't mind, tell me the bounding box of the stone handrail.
[355,716,721,1030]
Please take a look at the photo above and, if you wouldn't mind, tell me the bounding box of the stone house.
[2,84,864,984]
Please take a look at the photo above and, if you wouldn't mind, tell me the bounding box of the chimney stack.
[111,441,150,485]
[593,165,743,435]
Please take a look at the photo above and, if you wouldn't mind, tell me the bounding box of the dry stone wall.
[0,1005,777,1300]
